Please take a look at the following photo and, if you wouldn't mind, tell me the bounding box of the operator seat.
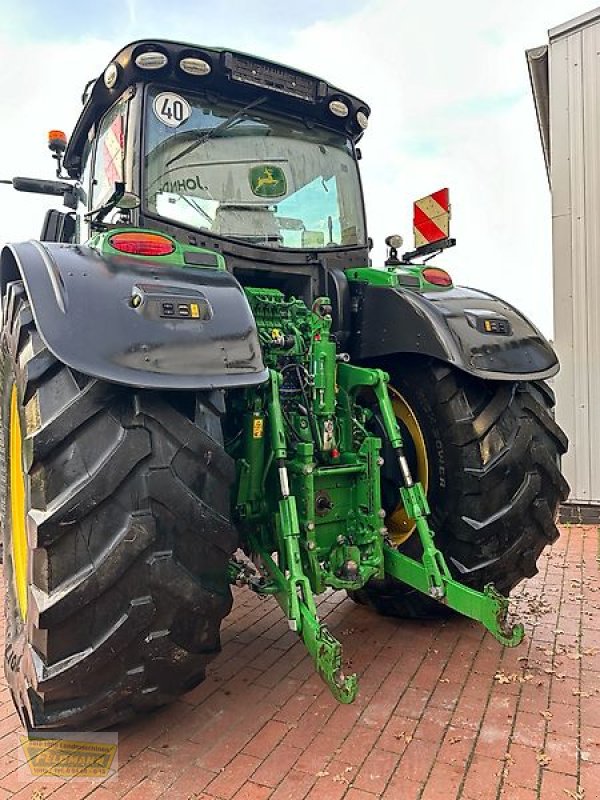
[212,203,282,244]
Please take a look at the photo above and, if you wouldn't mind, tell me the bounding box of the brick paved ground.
[0,524,598,799]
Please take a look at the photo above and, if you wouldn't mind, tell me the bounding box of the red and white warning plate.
[413,188,451,248]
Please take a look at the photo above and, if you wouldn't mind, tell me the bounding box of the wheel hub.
[386,386,429,544]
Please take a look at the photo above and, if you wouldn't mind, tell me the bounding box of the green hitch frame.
[337,363,524,648]
[236,360,524,705]
[383,546,524,646]
[247,538,358,703]
[258,370,358,702]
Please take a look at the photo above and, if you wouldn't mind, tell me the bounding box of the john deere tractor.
[0,40,568,730]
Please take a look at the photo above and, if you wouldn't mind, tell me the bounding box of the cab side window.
[91,96,129,208]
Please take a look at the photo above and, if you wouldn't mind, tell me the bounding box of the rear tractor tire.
[351,357,569,618]
[1,281,238,731]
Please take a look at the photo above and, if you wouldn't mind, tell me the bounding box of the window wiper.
[180,195,214,225]
[165,95,268,169]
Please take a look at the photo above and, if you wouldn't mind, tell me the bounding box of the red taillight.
[422,267,452,287]
[109,231,175,256]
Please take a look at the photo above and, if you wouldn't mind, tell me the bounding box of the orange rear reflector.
[109,231,175,256]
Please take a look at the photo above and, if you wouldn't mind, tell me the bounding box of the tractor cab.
[52,40,371,334]
[143,88,366,251]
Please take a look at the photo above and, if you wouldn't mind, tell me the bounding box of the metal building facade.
[528,9,600,509]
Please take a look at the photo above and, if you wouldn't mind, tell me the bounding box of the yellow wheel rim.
[386,386,429,545]
[9,385,28,619]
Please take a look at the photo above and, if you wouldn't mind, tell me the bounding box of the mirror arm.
[2,176,77,210]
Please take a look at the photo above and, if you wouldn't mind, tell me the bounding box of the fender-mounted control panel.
[130,283,213,321]
[464,309,512,337]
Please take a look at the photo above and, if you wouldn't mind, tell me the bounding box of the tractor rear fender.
[350,283,558,380]
[0,241,268,390]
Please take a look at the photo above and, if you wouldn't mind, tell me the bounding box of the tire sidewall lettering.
[411,386,447,495]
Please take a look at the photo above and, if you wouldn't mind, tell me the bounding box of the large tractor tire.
[1,281,237,731]
[351,357,569,618]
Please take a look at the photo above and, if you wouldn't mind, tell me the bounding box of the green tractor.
[0,40,568,731]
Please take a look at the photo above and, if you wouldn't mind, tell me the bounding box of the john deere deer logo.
[250,165,287,198]
[256,169,278,191]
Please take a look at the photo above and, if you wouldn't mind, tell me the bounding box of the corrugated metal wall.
[550,12,600,503]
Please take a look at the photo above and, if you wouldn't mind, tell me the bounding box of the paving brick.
[539,769,579,799]
[498,786,538,800]
[13,782,67,800]
[231,782,273,800]
[392,737,437,784]
[505,744,539,791]
[345,789,382,800]
[0,766,37,794]
[393,687,432,720]
[268,768,316,800]
[461,753,503,800]
[335,724,380,768]
[272,689,319,726]
[243,720,293,759]
[437,725,477,766]
[580,696,600,726]
[166,765,217,799]
[377,715,418,755]
[451,693,488,731]
[420,761,463,800]
[549,676,580,706]
[580,724,600,762]
[546,700,578,735]
[87,788,122,799]
[511,710,547,750]
[351,748,399,795]
[250,742,302,788]
[428,680,463,712]
[205,753,262,799]
[194,705,277,771]
[413,705,453,744]
[293,727,345,775]
[0,755,19,783]
[120,777,166,799]
[580,761,600,795]
[304,759,354,800]
[282,695,337,750]
[475,700,516,759]
[381,773,423,800]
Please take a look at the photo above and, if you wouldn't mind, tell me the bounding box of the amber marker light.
[109,231,175,256]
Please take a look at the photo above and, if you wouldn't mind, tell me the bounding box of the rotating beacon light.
[48,130,68,177]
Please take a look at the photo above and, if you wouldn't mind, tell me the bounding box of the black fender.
[1,241,267,390]
[350,283,558,380]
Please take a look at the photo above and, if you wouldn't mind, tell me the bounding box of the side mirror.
[12,176,70,196]
[40,210,76,243]
[10,177,78,210]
